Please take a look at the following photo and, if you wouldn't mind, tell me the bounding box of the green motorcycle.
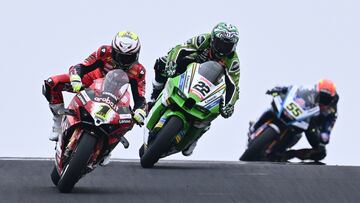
[140,61,226,168]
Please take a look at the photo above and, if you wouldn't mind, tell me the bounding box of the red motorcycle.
[51,69,135,193]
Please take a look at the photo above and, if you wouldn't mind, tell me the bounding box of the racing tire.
[57,133,97,193]
[140,116,183,168]
[51,166,60,186]
[139,144,145,158]
[239,127,278,161]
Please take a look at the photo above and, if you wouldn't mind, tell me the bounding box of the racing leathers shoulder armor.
[166,33,240,107]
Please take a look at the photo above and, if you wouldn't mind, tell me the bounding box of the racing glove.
[266,86,288,96]
[133,108,147,126]
[219,97,234,118]
[70,74,82,92]
[165,60,177,77]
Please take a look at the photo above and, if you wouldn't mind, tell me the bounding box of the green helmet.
[210,22,239,57]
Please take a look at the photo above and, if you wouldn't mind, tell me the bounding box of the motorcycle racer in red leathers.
[42,31,147,153]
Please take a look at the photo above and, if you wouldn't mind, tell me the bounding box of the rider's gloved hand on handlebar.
[70,74,83,92]
[133,108,147,126]
[266,86,288,96]
[165,60,177,77]
[219,97,234,118]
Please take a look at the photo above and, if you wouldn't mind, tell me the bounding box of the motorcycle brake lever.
[59,109,77,116]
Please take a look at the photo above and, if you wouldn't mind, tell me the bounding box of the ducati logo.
[94,96,119,111]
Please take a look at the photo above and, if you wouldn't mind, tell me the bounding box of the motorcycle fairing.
[274,86,320,130]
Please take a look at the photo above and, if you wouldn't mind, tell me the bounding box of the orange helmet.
[316,79,336,106]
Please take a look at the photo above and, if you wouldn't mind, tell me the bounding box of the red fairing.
[54,70,134,173]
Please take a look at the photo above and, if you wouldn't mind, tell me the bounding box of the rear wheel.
[240,127,278,161]
[57,133,97,193]
[140,117,183,168]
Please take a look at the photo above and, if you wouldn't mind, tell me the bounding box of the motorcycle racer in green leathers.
[148,22,240,156]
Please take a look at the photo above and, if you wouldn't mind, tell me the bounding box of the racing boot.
[182,125,210,156]
[49,103,65,141]
[100,153,111,166]
[182,140,198,156]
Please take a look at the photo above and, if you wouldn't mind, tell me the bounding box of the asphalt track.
[0,158,359,203]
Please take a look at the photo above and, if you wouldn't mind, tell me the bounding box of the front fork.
[249,121,283,153]
[57,128,105,172]
[257,122,296,158]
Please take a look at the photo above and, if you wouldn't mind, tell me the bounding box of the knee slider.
[42,78,54,102]
[312,146,327,161]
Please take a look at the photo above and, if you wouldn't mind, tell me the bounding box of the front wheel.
[239,127,278,161]
[57,133,97,193]
[51,166,60,186]
[140,116,183,168]
[139,144,145,158]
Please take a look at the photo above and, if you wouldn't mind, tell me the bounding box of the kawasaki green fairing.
[144,62,225,155]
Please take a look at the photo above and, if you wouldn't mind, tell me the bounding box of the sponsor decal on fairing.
[76,94,86,105]
[91,103,116,125]
[119,119,132,124]
[80,90,91,102]
[94,96,119,111]
[120,114,132,119]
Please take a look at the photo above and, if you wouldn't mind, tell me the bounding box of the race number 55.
[286,102,302,117]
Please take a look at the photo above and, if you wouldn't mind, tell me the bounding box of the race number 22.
[193,81,210,97]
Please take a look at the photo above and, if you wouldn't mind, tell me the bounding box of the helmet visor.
[212,37,235,56]
[319,91,333,106]
[112,51,138,66]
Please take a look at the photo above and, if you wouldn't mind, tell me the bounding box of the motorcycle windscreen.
[197,61,224,85]
[189,62,225,100]
[101,69,130,100]
[293,86,317,110]
[280,86,320,128]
